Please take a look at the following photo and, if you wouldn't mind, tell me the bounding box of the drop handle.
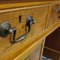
[0,16,35,43]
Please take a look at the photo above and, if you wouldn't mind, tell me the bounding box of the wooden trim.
[0,1,60,10]
[39,39,45,60]
[0,2,50,9]
[45,5,52,28]
[14,38,43,60]
[45,46,60,54]
[0,5,49,13]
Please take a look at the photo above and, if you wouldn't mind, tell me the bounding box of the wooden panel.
[25,39,45,60]
[39,39,45,60]
[46,4,60,28]
[25,42,42,60]
[0,6,48,60]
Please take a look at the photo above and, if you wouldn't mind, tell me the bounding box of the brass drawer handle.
[0,16,35,43]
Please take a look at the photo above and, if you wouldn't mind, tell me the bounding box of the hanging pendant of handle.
[0,16,35,43]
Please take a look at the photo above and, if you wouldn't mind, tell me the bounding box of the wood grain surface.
[0,0,59,4]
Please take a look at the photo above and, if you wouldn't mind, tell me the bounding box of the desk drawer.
[0,6,48,60]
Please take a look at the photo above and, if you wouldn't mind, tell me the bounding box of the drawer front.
[46,4,60,27]
[0,6,48,60]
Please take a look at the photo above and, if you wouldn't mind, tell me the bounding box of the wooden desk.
[0,1,60,60]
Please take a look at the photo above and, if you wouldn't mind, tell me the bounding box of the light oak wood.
[25,41,42,60]
[39,39,45,60]
[0,1,60,60]
[46,4,59,28]
[0,1,60,9]
[14,21,60,60]
[24,39,45,60]
[0,5,48,60]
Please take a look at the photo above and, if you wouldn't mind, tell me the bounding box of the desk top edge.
[0,1,60,10]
